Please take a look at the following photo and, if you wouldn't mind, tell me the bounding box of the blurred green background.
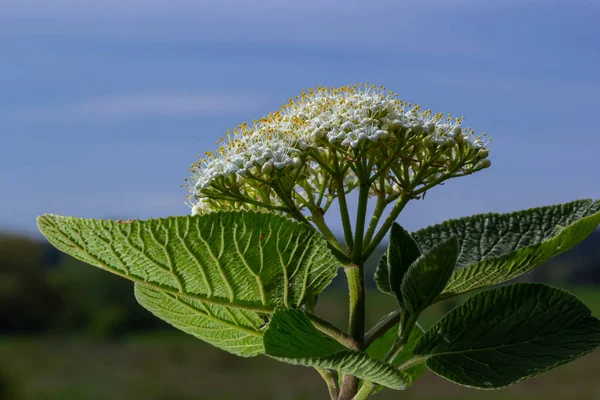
[1,230,599,400]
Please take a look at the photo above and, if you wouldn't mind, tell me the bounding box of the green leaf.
[264,309,409,390]
[367,322,426,388]
[412,199,600,297]
[401,237,459,314]
[374,254,393,296]
[375,223,421,299]
[37,212,339,357]
[388,223,422,303]
[413,283,600,389]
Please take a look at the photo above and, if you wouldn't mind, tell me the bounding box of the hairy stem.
[338,263,366,399]
[316,368,340,400]
[308,313,360,351]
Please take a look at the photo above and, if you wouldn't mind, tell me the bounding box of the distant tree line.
[0,233,166,336]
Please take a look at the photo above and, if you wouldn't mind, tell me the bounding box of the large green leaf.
[413,283,600,389]
[264,309,409,390]
[367,322,426,388]
[412,199,600,297]
[401,237,459,314]
[37,212,339,357]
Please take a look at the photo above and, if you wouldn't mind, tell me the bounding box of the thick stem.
[344,264,366,347]
[338,263,366,399]
[338,376,359,400]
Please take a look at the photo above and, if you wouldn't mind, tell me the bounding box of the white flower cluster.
[186,84,490,213]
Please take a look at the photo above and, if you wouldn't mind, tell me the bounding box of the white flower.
[191,198,212,215]
[186,83,491,214]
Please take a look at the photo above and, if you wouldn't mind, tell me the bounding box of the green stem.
[316,368,339,400]
[363,195,410,260]
[308,313,360,351]
[338,262,366,400]
[364,310,402,348]
[363,175,387,247]
[385,312,418,362]
[344,264,366,347]
[272,182,350,264]
[353,183,370,263]
[334,159,354,251]
[310,207,346,254]
[353,381,377,400]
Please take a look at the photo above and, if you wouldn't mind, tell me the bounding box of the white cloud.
[9,92,265,120]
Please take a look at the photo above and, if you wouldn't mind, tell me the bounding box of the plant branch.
[353,183,370,263]
[364,310,402,348]
[363,174,387,247]
[333,159,354,252]
[384,312,418,362]
[363,195,410,260]
[316,368,340,400]
[307,313,360,351]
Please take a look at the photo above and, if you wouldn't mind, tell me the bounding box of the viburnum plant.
[38,84,600,400]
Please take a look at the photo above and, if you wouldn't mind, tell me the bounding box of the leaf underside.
[38,212,339,357]
[411,199,600,297]
[414,283,600,389]
[264,309,409,390]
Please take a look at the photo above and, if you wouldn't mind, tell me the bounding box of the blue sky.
[1,0,599,237]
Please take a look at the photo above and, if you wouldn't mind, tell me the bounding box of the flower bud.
[444,137,456,147]
[388,119,402,131]
[313,128,325,139]
[478,148,489,159]
[480,159,491,168]
[292,157,302,168]
[453,125,462,136]
[261,162,273,174]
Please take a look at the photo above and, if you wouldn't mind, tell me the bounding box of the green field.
[1,287,599,400]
